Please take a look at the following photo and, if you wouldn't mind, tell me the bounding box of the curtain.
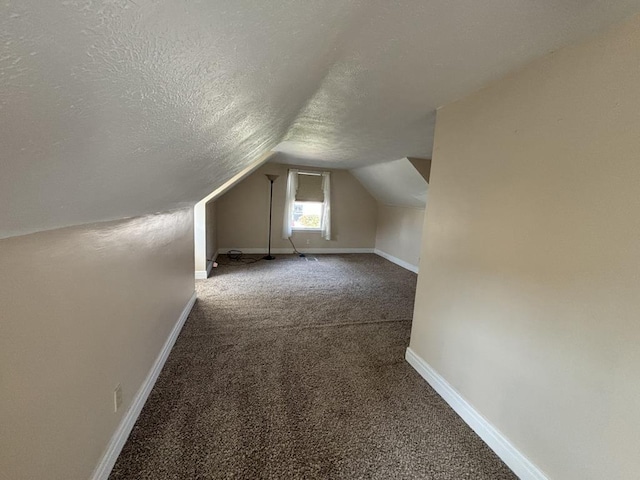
[282,169,298,239]
[321,172,331,241]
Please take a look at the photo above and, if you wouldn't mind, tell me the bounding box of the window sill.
[292,228,322,232]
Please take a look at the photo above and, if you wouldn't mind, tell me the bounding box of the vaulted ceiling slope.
[351,158,428,208]
[2,1,639,238]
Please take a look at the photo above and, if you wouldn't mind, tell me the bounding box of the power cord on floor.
[209,250,263,266]
[288,238,306,257]
[206,245,310,269]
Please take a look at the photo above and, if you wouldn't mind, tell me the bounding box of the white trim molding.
[91,292,197,480]
[218,247,374,255]
[405,348,549,480]
[374,249,419,273]
[195,251,218,279]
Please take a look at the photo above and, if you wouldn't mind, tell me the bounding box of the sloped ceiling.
[351,158,428,208]
[2,1,640,238]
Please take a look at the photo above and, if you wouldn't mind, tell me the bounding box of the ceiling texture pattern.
[2,0,639,238]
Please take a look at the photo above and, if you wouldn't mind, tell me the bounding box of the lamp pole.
[263,174,279,260]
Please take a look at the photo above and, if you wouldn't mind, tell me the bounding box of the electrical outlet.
[306,239,310,245]
[114,384,123,413]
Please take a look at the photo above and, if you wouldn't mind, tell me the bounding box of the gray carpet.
[109,254,516,480]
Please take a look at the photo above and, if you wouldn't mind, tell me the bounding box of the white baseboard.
[218,247,375,255]
[195,252,219,279]
[374,249,419,273]
[91,292,197,480]
[405,348,548,480]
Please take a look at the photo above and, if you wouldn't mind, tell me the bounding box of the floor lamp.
[263,174,279,260]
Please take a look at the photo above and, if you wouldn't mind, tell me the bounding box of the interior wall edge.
[195,254,218,280]
[405,348,549,480]
[373,248,419,273]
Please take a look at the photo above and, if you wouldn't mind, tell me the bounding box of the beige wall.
[410,14,640,480]
[375,204,425,269]
[216,162,377,251]
[194,200,208,273]
[0,209,195,480]
[206,200,218,261]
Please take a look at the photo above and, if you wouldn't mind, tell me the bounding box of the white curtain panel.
[321,172,331,241]
[282,169,298,239]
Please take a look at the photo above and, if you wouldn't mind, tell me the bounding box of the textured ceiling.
[351,158,428,208]
[2,1,640,238]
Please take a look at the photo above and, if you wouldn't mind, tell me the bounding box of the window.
[283,169,331,240]
[292,201,323,230]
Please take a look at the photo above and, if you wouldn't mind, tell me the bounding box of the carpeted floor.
[109,254,516,480]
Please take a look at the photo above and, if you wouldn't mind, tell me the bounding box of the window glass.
[292,201,323,229]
